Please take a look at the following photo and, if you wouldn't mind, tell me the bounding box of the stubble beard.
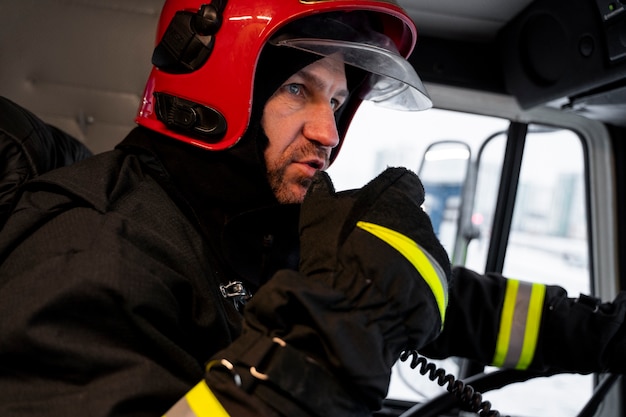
[267,142,328,204]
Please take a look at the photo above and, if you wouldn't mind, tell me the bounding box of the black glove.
[206,168,451,416]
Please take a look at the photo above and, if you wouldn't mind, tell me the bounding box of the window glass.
[503,127,589,294]
[478,126,592,417]
[329,103,508,192]
[464,132,507,272]
[419,140,471,258]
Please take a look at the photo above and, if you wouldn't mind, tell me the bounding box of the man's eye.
[286,84,303,96]
[331,98,341,111]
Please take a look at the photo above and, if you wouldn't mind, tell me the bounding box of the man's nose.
[302,103,340,149]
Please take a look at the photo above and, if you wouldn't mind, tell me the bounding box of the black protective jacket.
[0,132,234,415]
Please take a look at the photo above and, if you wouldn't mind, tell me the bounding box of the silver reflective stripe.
[162,396,196,417]
[492,279,546,370]
[162,381,230,417]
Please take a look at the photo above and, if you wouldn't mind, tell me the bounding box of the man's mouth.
[302,158,325,170]
[291,158,325,179]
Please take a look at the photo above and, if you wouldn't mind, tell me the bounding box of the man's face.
[261,54,349,204]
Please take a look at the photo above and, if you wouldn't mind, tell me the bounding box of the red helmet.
[135,0,431,151]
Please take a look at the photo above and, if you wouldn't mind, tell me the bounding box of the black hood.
[116,42,365,291]
[114,46,328,292]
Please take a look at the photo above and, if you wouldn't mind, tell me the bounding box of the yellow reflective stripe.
[518,283,546,369]
[492,279,518,367]
[492,279,546,370]
[356,221,448,325]
[186,380,230,417]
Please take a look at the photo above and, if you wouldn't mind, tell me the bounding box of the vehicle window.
[329,104,594,416]
[471,126,592,417]
[465,127,590,297]
[328,103,508,192]
[418,140,471,258]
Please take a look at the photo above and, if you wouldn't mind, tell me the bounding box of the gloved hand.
[206,168,451,416]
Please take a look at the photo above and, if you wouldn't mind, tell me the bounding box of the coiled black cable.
[399,350,508,417]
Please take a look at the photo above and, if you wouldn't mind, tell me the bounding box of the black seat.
[0,96,92,227]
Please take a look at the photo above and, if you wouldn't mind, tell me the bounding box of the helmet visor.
[269,37,432,111]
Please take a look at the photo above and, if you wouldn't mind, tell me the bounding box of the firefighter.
[0,1,449,416]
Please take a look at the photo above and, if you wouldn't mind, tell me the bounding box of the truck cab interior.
[1,1,625,416]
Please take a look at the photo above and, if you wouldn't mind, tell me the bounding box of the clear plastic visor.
[270,37,432,111]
